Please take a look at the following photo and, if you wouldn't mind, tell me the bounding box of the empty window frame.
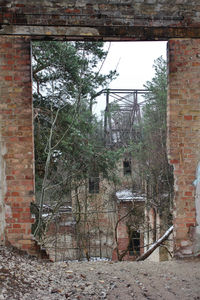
[123,160,132,175]
[89,176,100,194]
[129,231,140,256]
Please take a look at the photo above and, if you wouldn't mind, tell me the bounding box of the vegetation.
[113,57,174,260]
[32,41,173,261]
[32,41,121,251]
[131,56,173,227]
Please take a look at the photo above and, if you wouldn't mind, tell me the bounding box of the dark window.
[123,160,132,175]
[89,176,99,194]
[129,231,140,256]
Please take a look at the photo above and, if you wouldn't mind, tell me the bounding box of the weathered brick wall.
[167,39,200,257]
[112,201,145,261]
[0,36,35,252]
[1,1,200,39]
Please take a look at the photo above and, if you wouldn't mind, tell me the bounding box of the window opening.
[129,231,140,256]
[123,160,132,175]
[89,176,100,194]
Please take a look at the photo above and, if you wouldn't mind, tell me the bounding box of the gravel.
[0,246,200,300]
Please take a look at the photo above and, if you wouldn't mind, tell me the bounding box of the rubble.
[0,246,200,300]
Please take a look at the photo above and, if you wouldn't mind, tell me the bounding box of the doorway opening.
[31,40,173,262]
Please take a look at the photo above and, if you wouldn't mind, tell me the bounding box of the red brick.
[186,223,195,227]
[168,39,200,257]
[13,224,21,229]
[6,176,15,180]
[0,36,35,253]
[4,76,12,81]
[11,192,20,197]
[184,191,193,196]
[15,4,25,7]
[170,159,179,164]
[184,115,193,120]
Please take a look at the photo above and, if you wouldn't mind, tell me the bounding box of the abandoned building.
[38,154,137,262]
[0,1,200,260]
[42,174,117,262]
[112,188,146,261]
[31,147,171,262]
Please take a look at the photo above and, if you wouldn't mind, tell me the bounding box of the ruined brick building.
[0,0,200,258]
[42,174,117,261]
[39,152,172,262]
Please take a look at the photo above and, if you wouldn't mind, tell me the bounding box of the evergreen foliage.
[32,41,120,238]
[130,56,173,228]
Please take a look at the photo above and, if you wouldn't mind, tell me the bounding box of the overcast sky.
[94,41,167,115]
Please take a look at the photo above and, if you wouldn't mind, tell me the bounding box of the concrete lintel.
[2,25,200,41]
[0,25,100,38]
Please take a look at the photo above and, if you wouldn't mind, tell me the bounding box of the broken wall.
[41,177,117,261]
[168,39,200,257]
[0,0,200,257]
[0,36,35,252]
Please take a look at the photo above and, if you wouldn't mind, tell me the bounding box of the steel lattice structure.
[103,89,149,147]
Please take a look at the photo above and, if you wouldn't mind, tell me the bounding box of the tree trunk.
[136,226,173,261]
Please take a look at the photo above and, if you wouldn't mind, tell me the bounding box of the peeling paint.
[0,132,7,245]
[194,162,200,227]
[193,161,200,255]
[5,205,12,219]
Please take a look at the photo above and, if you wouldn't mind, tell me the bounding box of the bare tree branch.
[136,225,173,261]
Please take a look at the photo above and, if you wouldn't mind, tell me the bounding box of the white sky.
[94,41,167,115]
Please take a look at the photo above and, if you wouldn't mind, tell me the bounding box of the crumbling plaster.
[0,131,7,244]
[193,162,200,255]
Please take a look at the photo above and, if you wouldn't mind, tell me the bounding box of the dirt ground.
[0,246,200,300]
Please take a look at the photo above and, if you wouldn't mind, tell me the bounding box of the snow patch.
[42,213,50,218]
[116,189,145,202]
[147,225,173,253]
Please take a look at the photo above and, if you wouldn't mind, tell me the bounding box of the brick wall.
[0,36,35,252]
[167,39,200,257]
[1,1,200,40]
[112,201,144,261]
